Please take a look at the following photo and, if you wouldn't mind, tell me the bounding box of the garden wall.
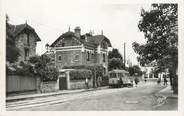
[40,81,59,93]
[6,75,39,93]
[70,79,93,90]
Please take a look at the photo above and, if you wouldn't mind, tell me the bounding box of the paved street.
[6,82,177,111]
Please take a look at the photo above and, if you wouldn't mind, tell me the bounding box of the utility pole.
[124,42,126,69]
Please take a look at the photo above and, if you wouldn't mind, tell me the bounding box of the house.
[6,22,41,94]
[8,22,41,62]
[50,26,112,74]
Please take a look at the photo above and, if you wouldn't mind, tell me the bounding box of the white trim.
[85,49,94,53]
[97,45,101,53]
[56,48,82,52]
[55,45,82,50]
[100,51,107,54]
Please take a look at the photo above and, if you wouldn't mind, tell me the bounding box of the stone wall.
[15,32,37,62]
[56,50,83,69]
[40,81,59,93]
[70,79,93,90]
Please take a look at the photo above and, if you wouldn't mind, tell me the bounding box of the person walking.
[134,77,139,87]
[85,78,89,89]
[163,75,168,86]
[157,77,161,85]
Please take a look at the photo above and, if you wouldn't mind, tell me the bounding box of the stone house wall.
[56,50,83,69]
[15,32,37,62]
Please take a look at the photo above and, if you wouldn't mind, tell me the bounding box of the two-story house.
[50,26,112,74]
[8,23,41,62]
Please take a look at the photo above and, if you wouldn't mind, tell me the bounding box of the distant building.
[50,26,112,74]
[8,23,41,62]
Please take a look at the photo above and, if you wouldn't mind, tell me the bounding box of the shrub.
[29,55,59,82]
[69,69,92,80]
[6,61,35,77]
[64,65,104,78]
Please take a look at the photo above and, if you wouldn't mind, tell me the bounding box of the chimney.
[74,26,81,39]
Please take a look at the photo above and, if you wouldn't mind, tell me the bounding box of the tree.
[6,15,20,63]
[108,48,123,60]
[108,48,124,70]
[133,4,178,93]
[108,58,123,71]
[128,65,142,76]
[29,55,59,81]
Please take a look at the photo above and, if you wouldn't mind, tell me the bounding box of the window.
[103,53,106,62]
[74,54,79,61]
[26,33,30,45]
[24,49,29,61]
[58,55,62,61]
[87,51,90,61]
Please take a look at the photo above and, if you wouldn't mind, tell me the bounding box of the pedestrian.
[163,75,168,86]
[157,78,161,85]
[134,77,139,87]
[85,78,89,89]
[144,77,147,83]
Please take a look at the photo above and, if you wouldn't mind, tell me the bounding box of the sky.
[4,0,152,65]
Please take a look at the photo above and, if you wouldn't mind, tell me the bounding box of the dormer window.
[101,42,107,49]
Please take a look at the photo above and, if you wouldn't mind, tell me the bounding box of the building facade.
[50,26,112,74]
[8,23,41,62]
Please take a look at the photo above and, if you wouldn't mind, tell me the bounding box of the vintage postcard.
[0,0,184,116]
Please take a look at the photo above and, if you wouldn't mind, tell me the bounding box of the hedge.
[64,65,104,78]
[69,69,92,80]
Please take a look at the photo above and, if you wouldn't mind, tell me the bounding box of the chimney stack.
[74,26,81,39]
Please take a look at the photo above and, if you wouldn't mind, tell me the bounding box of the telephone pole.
[124,42,126,69]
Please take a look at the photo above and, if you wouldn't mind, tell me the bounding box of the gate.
[59,72,67,90]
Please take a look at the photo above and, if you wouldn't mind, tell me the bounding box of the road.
[6,82,177,111]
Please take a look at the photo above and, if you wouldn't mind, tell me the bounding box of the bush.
[6,61,35,77]
[42,67,59,82]
[64,65,104,78]
[69,69,92,80]
[29,55,59,82]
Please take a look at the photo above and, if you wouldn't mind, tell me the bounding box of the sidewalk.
[6,86,108,102]
[155,85,178,99]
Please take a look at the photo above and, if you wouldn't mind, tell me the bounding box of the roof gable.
[8,23,41,41]
[51,31,112,48]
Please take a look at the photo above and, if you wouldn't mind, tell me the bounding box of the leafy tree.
[6,15,20,63]
[108,58,123,71]
[108,48,123,60]
[133,4,178,93]
[108,48,124,70]
[128,65,142,76]
[29,54,59,81]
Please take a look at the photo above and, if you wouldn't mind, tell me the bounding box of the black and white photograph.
[0,0,183,114]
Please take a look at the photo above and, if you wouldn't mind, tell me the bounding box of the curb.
[6,86,108,102]
[154,87,178,100]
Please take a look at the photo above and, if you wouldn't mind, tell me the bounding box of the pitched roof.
[87,35,112,47]
[8,23,41,41]
[50,32,112,48]
[50,31,84,47]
